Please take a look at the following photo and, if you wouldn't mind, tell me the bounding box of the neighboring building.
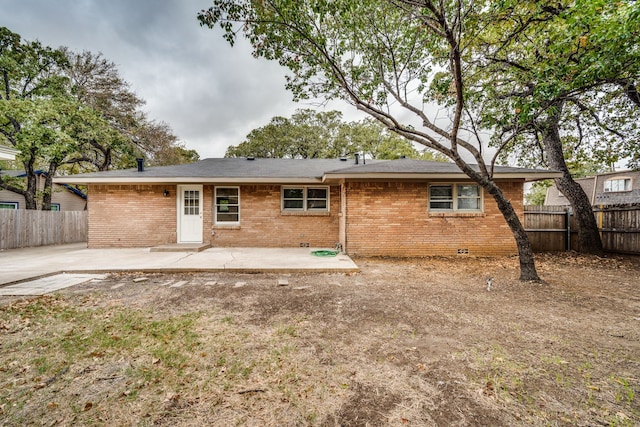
[55,157,558,257]
[0,170,87,211]
[545,170,640,206]
[0,145,19,161]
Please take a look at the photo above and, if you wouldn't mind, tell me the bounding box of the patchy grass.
[0,253,639,426]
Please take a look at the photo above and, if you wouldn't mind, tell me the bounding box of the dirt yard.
[0,253,639,426]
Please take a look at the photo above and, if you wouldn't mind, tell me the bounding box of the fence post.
[596,204,603,238]
[566,207,572,251]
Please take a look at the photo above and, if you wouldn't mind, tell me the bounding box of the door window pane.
[184,190,200,215]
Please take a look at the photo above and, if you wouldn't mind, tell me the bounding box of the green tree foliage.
[200,0,542,280]
[525,181,553,206]
[0,26,76,209]
[339,117,448,160]
[227,109,344,158]
[0,28,197,209]
[466,0,640,255]
[225,109,444,160]
[62,48,198,171]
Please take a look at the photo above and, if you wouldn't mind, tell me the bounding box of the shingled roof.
[54,157,560,184]
[325,158,557,180]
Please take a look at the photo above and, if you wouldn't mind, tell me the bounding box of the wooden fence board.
[0,210,87,250]
[525,204,640,255]
[595,204,640,254]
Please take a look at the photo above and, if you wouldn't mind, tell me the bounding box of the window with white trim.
[429,184,482,212]
[50,203,60,211]
[215,187,240,224]
[604,178,631,192]
[282,186,329,211]
[0,202,18,209]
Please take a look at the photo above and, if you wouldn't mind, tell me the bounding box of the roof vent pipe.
[355,153,359,165]
[136,158,144,172]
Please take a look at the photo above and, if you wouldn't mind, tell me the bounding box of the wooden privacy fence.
[0,210,87,250]
[595,204,640,255]
[524,204,640,255]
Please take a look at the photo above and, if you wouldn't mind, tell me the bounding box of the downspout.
[339,180,348,253]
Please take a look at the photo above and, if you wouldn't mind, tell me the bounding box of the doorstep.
[149,243,212,252]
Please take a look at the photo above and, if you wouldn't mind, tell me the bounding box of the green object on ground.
[311,250,338,257]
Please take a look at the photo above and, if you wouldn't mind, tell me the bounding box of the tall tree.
[62,49,197,170]
[226,109,429,160]
[200,0,542,280]
[468,0,640,255]
[226,109,345,158]
[339,117,448,160]
[1,29,198,209]
[0,27,72,209]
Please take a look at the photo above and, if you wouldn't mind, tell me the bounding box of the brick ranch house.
[54,157,559,257]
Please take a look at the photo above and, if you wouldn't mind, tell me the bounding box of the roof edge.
[323,171,562,182]
[53,177,326,185]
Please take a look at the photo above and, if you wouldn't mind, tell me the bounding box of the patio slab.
[0,243,359,286]
[0,273,107,296]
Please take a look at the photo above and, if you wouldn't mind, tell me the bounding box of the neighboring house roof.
[54,158,561,185]
[545,170,640,206]
[0,145,19,161]
[0,170,24,178]
[1,170,87,199]
[545,177,594,206]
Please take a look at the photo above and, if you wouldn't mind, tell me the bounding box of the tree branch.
[566,96,625,139]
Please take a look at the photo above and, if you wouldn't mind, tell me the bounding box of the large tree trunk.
[455,159,540,281]
[541,104,604,256]
[485,181,540,281]
[23,156,39,210]
[41,163,58,211]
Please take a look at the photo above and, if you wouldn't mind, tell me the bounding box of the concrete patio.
[0,243,359,286]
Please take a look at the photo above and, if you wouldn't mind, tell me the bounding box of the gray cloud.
[3,0,362,158]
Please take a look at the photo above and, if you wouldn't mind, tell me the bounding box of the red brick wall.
[87,181,524,255]
[210,185,340,248]
[88,184,340,248]
[87,184,176,248]
[344,181,523,256]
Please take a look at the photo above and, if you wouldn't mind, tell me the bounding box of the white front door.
[178,185,203,243]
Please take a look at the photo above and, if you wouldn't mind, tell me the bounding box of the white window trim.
[0,201,18,209]
[604,177,632,193]
[214,186,240,225]
[281,186,330,212]
[429,183,483,212]
[50,203,61,211]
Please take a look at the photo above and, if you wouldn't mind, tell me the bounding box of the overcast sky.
[3,0,364,158]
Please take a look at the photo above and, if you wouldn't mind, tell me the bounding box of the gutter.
[322,171,563,182]
[53,176,327,185]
